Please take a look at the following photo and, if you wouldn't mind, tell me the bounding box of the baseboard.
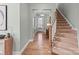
[13,51,21,55]
[0,51,20,55]
[57,8,77,31]
[0,51,3,55]
[20,39,33,54]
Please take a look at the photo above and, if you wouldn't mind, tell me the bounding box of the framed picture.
[0,5,7,31]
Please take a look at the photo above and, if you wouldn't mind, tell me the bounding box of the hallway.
[22,31,52,55]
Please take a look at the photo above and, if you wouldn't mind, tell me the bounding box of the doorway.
[33,10,51,34]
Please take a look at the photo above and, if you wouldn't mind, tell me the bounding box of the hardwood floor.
[21,31,52,55]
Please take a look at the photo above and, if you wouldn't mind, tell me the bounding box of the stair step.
[53,47,74,55]
[55,34,77,39]
[57,29,76,32]
[55,37,77,44]
[57,23,69,26]
[57,22,68,24]
[57,26,71,29]
[57,27,71,28]
[56,33,76,37]
[57,19,65,21]
[56,16,64,19]
[57,21,67,23]
[54,37,78,46]
[55,37,78,43]
[57,23,69,25]
[57,30,76,33]
[54,45,79,51]
[56,15,64,19]
[56,9,64,19]
[57,27,72,29]
[57,26,75,31]
[57,25,71,27]
[57,19,66,21]
[57,21,67,22]
[55,36,77,44]
[53,46,79,55]
[54,41,77,49]
[56,32,77,36]
[56,31,76,34]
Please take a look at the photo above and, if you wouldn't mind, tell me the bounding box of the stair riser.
[57,22,68,24]
[55,39,77,46]
[57,20,66,22]
[57,29,74,30]
[57,27,71,29]
[56,32,76,34]
[57,29,76,32]
[56,15,64,19]
[57,19,65,20]
[57,25,71,27]
[56,33,77,36]
[55,42,77,48]
[57,24,69,25]
[56,30,76,33]
[56,16,64,18]
[57,26,71,27]
[57,22,67,24]
[57,28,72,30]
[55,37,77,44]
[57,23,67,24]
[57,19,66,21]
[55,35,76,39]
[56,35,77,40]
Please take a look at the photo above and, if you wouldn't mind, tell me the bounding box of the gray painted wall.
[20,4,32,50]
[58,3,79,47]
[0,3,57,52]
[0,3,20,51]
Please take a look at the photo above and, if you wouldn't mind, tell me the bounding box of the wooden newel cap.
[47,23,51,26]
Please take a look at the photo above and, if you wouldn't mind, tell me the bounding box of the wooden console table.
[4,36,13,55]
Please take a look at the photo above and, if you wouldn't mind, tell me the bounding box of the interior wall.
[58,3,79,47]
[0,3,57,51]
[0,3,20,51]
[29,3,57,22]
[20,3,57,50]
[20,3,32,50]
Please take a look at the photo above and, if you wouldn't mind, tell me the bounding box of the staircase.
[52,9,79,55]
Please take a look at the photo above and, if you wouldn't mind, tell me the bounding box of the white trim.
[77,33,79,48]
[20,39,33,55]
[57,8,77,31]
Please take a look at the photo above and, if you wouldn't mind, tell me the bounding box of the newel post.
[47,16,52,53]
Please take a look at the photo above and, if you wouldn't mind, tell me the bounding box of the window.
[37,17,43,28]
